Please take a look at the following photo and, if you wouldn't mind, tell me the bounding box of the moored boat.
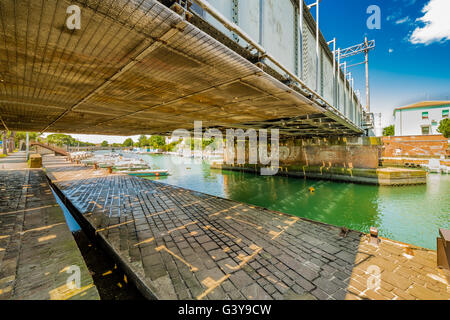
[121,169,169,177]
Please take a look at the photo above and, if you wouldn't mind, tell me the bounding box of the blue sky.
[316,0,450,127]
[65,0,450,143]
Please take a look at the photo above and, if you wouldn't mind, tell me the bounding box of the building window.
[421,126,430,135]
[422,112,429,119]
[443,109,449,118]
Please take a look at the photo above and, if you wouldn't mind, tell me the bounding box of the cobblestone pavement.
[0,154,99,300]
[43,155,450,300]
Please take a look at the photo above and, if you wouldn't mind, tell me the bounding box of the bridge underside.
[0,0,363,137]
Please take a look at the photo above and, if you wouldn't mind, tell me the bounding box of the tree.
[148,135,166,149]
[437,118,449,138]
[123,138,134,147]
[138,135,149,148]
[101,140,109,147]
[13,132,40,148]
[383,125,395,137]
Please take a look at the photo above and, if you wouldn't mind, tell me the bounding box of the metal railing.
[184,0,364,132]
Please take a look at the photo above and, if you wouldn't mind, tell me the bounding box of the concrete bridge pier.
[1,131,6,155]
[218,136,427,186]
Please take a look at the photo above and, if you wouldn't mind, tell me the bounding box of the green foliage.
[185,138,215,151]
[164,140,181,152]
[437,118,449,138]
[122,138,134,147]
[383,125,395,137]
[46,134,96,147]
[138,135,149,148]
[101,140,109,147]
[148,135,166,149]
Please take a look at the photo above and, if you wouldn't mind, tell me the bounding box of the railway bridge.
[0,0,383,174]
[0,0,372,137]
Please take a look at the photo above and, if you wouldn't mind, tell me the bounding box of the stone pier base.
[211,164,427,186]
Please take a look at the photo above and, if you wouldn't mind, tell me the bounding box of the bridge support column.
[213,136,426,185]
[2,131,7,155]
[26,132,29,161]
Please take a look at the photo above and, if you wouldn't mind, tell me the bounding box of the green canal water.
[131,154,449,250]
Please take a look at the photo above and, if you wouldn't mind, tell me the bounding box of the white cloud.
[388,48,394,53]
[409,0,450,45]
[395,16,410,24]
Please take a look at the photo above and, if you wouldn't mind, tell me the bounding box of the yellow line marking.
[209,204,242,217]
[0,248,4,252]
[0,286,12,295]
[102,270,113,276]
[197,275,231,300]
[225,216,262,230]
[225,244,262,271]
[203,225,237,239]
[134,237,155,247]
[96,208,176,234]
[124,275,128,284]
[59,266,70,273]
[270,226,288,240]
[0,235,10,240]
[167,221,198,235]
[156,245,198,272]
[96,220,135,234]
[182,197,214,208]
[427,273,448,285]
[135,221,199,247]
[267,276,288,289]
[38,235,57,242]
[20,223,65,235]
[49,283,94,300]
[0,204,60,216]
[284,217,300,226]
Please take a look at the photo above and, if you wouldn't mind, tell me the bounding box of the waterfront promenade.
[0,152,99,300]
[43,155,449,300]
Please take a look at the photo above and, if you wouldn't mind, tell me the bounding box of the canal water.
[125,154,448,250]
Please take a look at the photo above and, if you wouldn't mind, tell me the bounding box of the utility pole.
[364,37,370,112]
[339,38,375,113]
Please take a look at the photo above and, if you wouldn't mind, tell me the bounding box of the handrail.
[30,141,69,156]
[189,0,363,131]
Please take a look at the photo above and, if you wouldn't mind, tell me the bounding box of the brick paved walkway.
[43,155,450,300]
[0,153,99,300]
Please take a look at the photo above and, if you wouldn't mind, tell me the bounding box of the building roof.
[394,101,450,113]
